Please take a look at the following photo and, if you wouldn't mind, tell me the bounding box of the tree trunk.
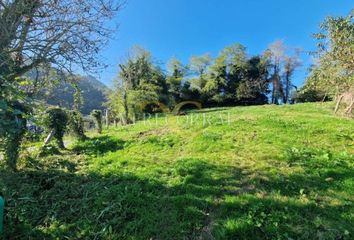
[123,89,129,125]
[44,129,56,145]
[284,72,290,104]
[271,86,275,104]
[105,109,109,128]
[4,116,27,171]
[334,95,344,113]
[345,100,354,115]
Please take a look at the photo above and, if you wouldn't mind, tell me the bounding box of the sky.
[96,0,353,87]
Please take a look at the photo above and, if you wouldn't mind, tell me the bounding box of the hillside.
[42,75,108,115]
[1,103,354,239]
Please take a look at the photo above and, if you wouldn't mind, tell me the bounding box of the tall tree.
[268,40,286,104]
[203,54,227,104]
[202,43,248,105]
[189,53,212,91]
[110,47,168,122]
[1,0,123,94]
[312,10,354,94]
[307,10,354,114]
[166,57,186,105]
[267,40,301,104]
[236,56,270,105]
[283,49,301,103]
[223,44,248,103]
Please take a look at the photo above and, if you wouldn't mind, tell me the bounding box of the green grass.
[1,102,353,239]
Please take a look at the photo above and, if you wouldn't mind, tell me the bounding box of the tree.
[43,107,68,149]
[268,40,286,104]
[0,0,122,80]
[315,10,354,73]
[305,10,353,115]
[91,110,103,134]
[236,56,270,105]
[203,54,227,104]
[109,47,168,123]
[189,53,212,92]
[267,40,301,104]
[68,83,86,141]
[221,44,248,104]
[283,49,301,103]
[195,44,249,106]
[166,57,186,106]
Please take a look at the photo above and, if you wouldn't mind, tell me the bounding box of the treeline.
[108,42,301,121]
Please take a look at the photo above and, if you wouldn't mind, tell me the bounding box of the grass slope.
[1,103,354,239]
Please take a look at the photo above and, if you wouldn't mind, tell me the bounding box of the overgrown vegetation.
[43,108,69,149]
[68,110,86,141]
[0,101,28,171]
[91,110,103,134]
[108,42,302,122]
[0,0,123,169]
[68,84,87,141]
[1,103,353,239]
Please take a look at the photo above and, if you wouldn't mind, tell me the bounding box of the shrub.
[293,89,331,103]
[43,107,68,149]
[68,110,87,141]
[91,110,102,134]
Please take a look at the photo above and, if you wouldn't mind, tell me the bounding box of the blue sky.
[97,0,353,87]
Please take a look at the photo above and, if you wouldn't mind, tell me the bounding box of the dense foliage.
[67,84,87,141]
[91,110,103,134]
[0,101,28,170]
[108,42,301,122]
[43,108,69,149]
[68,110,86,141]
[298,10,353,114]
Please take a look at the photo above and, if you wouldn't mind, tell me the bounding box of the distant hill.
[43,75,109,115]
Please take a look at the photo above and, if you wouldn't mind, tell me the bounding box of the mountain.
[43,75,109,115]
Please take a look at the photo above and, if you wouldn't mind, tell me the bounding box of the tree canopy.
[108,41,303,122]
[299,10,353,99]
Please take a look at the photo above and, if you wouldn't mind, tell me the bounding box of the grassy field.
[1,102,354,239]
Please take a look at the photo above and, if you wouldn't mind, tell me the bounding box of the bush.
[293,89,331,103]
[68,110,86,141]
[43,107,68,149]
[91,110,102,134]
